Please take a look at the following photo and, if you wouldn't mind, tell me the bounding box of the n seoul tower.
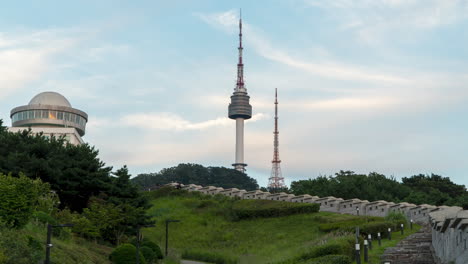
[228,12,252,173]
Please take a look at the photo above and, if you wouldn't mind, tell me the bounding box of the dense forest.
[290,170,468,208]
[132,163,259,191]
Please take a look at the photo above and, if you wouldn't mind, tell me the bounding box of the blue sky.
[1,0,468,188]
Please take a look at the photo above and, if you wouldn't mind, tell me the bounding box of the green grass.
[142,189,413,264]
[0,222,113,264]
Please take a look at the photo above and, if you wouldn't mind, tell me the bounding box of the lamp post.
[44,224,74,264]
[136,224,155,264]
[165,219,181,257]
[356,207,360,216]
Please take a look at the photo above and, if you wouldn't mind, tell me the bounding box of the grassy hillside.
[0,222,113,264]
[142,188,420,264]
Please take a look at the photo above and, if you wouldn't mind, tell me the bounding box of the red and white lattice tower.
[268,88,286,190]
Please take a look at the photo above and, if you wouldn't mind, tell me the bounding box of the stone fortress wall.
[164,183,468,264]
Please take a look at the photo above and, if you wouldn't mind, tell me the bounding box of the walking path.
[381,225,437,264]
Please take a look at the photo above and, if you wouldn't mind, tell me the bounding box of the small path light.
[388,228,392,240]
[364,239,369,262]
[368,234,372,250]
[355,243,361,264]
[377,232,382,246]
[165,219,181,257]
[410,219,413,230]
[356,207,360,216]
[44,224,74,264]
[401,223,404,235]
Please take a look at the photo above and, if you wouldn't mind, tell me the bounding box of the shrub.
[182,249,237,264]
[33,211,57,225]
[141,240,163,260]
[0,174,49,228]
[130,238,163,260]
[281,235,355,264]
[385,212,408,228]
[360,222,394,238]
[140,246,156,264]
[318,220,365,232]
[109,243,146,264]
[230,199,319,220]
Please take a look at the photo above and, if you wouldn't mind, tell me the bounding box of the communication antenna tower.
[268,88,286,190]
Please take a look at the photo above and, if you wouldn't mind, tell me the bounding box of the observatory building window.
[57,112,64,120]
[49,111,57,119]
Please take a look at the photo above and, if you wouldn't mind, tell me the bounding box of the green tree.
[0,173,49,228]
[132,163,259,191]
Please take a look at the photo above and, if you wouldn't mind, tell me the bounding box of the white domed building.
[8,92,88,145]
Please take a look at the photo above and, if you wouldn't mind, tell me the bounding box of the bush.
[0,174,49,228]
[109,243,146,264]
[360,222,394,238]
[140,246,156,264]
[281,235,355,264]
[141,240,163,260]
[385,212,408,228]
[318,220,365,232]
[230,199,320,220]
[33,211,57,225]
[130,238,163,260]
[182,249,237,264]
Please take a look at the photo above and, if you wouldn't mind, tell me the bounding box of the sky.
[1,0,468,188]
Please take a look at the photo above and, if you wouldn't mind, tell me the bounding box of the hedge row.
[182,249,237,264]
[319,220,397,238]
[231,200,320,220]
[277,235,355,264]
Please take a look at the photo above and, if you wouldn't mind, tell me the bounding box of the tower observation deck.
[228,12,252,173]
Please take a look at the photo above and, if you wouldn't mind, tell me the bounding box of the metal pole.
[45,224,52,264]
[355,227,360,244]
[364,240,368,262]
[165,220,169,256]
[378,232,381,246]
[136,227,141,264]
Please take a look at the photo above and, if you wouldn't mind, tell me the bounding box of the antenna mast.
[268,88,286,190]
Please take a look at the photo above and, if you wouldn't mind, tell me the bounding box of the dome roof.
[28,92,72,107]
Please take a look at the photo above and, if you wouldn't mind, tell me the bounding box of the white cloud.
[304,0,468,44]
[0,29,86,99]
[120,112,268,131]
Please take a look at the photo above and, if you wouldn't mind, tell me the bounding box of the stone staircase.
[381,225,438,264]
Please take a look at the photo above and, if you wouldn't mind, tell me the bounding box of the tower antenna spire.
[268,88,286,191]
[236,9,245,92]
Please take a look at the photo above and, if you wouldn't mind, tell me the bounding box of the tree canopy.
[290,170,467,207]
[132,163,259,191]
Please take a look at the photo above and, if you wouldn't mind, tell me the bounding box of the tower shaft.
[234,118,245,171]
[268,88,286,190]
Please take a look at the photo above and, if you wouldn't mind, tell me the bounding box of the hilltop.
[141,187,419,264]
